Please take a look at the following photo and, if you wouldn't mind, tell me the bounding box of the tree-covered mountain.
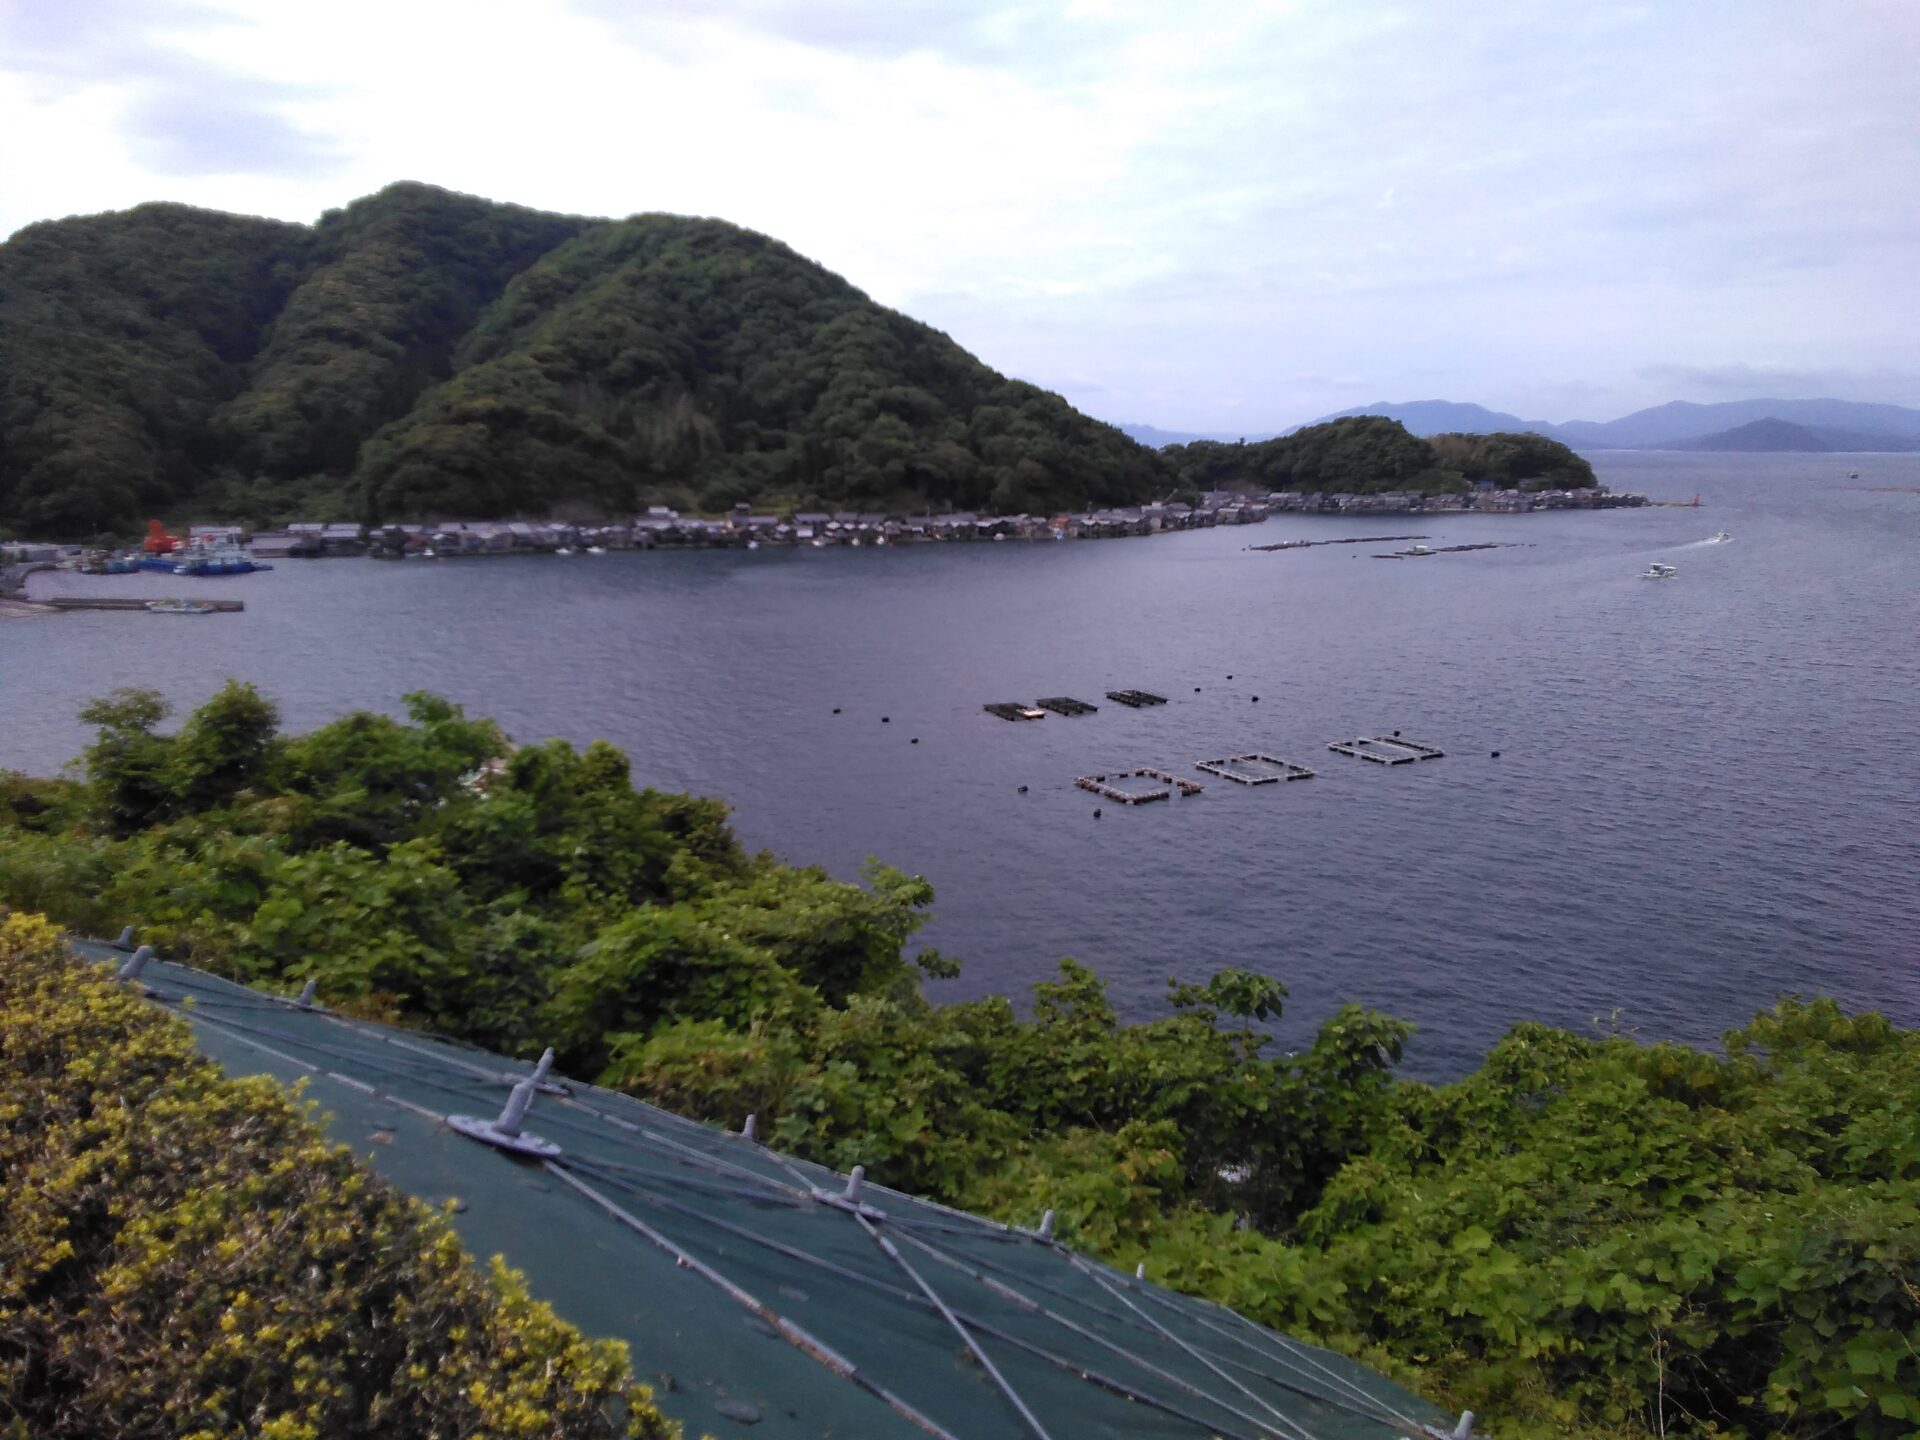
[0,183,1172,538]
[1165,415,1596,494]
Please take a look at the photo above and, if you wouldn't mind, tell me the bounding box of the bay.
[5,452,1917,1075]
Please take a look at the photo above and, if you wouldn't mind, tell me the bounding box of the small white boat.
[555,546,574,556]
[1406,543,1435,556]
[585,545,606,555]
[1018,706,1047,720]
[1708,532,1731,543]
[1641,562,1678,580]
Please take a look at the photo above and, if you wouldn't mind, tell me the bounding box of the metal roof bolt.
[115,945,155,982]
[1037,1209,1056,1240]
[1135,1262,1146,1279]
[112,925,137,951]
[494,1072,539,1140]
[844,1165,866,1205]
[1453,1412,1477,1439]
[741,1113,758,1142]
[295,978,319,1008]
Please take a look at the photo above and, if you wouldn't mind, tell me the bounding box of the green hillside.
[1167,415,1596,494]
[0,183,1170,538]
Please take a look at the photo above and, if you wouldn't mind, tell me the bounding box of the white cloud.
[1,0,1915,427]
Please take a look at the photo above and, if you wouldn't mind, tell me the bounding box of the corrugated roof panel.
[74,940,1456,1440]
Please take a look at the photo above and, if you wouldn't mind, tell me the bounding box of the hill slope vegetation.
[0,183,1170,537]
[1166,415,1596,494]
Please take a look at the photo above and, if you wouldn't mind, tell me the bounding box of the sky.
[2,0,1915,432]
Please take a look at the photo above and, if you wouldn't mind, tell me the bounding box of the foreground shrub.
[0,911,675,1440]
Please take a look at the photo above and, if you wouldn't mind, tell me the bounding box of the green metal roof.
[78,939,1461,1440]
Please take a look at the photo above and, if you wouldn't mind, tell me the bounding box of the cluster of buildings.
[245,496,1276,556]
[1264,484,1648,515]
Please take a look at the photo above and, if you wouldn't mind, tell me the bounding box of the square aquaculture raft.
[1195,753,1316,785]
[1076,768,1204,803]
[1325,736,1446,765]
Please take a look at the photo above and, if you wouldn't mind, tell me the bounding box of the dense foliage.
[0,909,676,1440]
[0,183,1170,537]
[1167,416,1596,495]
[3,687,1912,1439]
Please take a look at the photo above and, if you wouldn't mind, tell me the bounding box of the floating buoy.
[1093,808,1103,818]
[832,707,841,714]
[881,716,890,723]
[910,737,919,744]
[1251,695,1259,702]
[1491,750,1501,759]
[1017,785,1028,793]
[1194,687,1202,693]
[1392,729,1401,737]
[1227,674,1234,679]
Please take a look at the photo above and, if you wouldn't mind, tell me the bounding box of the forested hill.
[0,183,1171,537]
[1166,415,1597,495]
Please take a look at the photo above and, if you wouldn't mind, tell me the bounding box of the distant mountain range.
[1123,398,1920,455]
[1669,418,1920,454]
[1305,398,1920,453]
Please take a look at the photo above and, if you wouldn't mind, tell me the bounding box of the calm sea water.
[6,453,1917,1074]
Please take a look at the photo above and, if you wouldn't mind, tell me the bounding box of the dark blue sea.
[6,453,1917,1074]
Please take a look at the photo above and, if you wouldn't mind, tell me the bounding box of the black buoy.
[1393,729,1401,737]
[1491,750,1501,759]
[1194,687,1202,693]
[1093,808,1103,818]
[1017,785,1028,793]
[1227,674,1234,679]
[1251,695,1259,702]
[832,707,841,714]
[910,737,919,744]
[881,716,890,723]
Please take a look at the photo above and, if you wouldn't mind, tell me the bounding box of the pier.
[1035,696,1099,716]
[1195,754,1316,784]
[1326,736,1445,764]
[41,597,245,613]
[1074,767,1204,804]
[1105,689,1169,708]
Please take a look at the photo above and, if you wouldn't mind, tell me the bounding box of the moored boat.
[172,540,272,576]
[146,599,215,615]
[1641,562,1678,580]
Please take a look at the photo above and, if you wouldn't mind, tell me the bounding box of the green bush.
[0,910,676,1440]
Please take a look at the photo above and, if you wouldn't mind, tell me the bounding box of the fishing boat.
[1709,531,1731,543]
[1641,562,1678,580]
[146,599,215,615]
[1406,543,1435,556]
[173,540,271,576]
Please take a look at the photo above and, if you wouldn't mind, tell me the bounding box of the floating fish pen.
[1326,736,1446,764]
[1074,767,1202,803]
[1035,696,1099,716]
[984,702,1046,721]
[1105,689,1169,708]
[1195,754,1316,785]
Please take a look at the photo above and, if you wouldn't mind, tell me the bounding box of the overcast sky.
[2,0,1914,431]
